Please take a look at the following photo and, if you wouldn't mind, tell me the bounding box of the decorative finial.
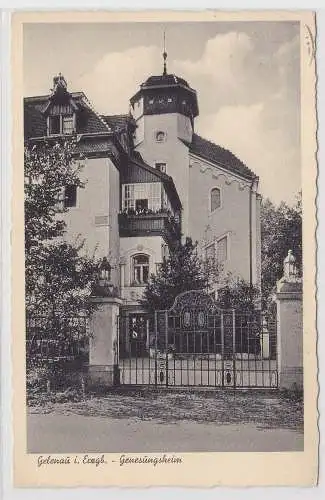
[163,30,167,76]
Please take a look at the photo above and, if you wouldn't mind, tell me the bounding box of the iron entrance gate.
[118,291,278,388]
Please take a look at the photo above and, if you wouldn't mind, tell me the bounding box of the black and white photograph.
[11,9,318,487]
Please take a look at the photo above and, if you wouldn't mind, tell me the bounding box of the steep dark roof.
[24,104,47,139]
[102,114,131,131]
[131,150,144,163]
[75,139,115,155]
[190,133,256,180]
[24,92,111,138]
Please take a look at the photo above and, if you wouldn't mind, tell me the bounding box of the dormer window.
[48,113,75,136]
[49,115,60,135]
[62,114,74,134]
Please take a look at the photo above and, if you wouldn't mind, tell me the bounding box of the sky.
[23,21,301,205]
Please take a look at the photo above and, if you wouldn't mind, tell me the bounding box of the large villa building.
[24,59,261,346]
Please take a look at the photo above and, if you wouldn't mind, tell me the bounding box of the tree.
[141,237,208,313]
[260,192,302,309]
[216,276,260,312]
[25,138,98,317]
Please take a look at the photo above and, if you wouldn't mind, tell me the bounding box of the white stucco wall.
[188,155,259,285]
[62,156,120,286]
[120,235,165,304]
[133,107,261,287]
[134,113,191,237]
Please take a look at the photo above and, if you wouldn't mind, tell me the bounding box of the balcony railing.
[118,209,180,244]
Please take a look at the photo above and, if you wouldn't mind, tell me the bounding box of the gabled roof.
[190,133,256,181]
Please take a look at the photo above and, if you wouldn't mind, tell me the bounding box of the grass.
[28,388,303,432]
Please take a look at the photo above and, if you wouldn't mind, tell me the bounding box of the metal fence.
[26,313,89,367]
[118,291,278,389]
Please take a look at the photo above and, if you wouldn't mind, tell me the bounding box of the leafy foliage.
[142,237,259,314]
[25,139,84,252]
[25,138,98,317]
[141,237,208,313]
[260,192,302,308]
[216,277,260,312]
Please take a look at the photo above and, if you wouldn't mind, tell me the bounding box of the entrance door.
[129,314,148,357]
[119,313,152,385]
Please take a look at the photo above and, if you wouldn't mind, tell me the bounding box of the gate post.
[276,250,303,391]
[88,296,123,387]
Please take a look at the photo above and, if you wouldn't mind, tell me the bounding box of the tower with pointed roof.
[130,45,199,237]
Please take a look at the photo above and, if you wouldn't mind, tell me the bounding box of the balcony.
[118,209,180,244]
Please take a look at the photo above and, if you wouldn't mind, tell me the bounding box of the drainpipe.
[249,177,257,289]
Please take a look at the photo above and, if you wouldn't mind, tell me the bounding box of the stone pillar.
[88,296,123,387]
[276,250,303,390]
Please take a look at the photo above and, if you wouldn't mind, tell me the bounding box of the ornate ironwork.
[118,290,278,389]
[169,289,225,315]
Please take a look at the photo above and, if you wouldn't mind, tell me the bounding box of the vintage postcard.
[11,10,317,487]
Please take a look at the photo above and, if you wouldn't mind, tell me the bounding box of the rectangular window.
[48,114,75,135]
[135,199,148,212]
[148,183,161,211]
[217,236,228,262]
[64,185,77,208]
[123,184,135,210]
[122,183,161,212]
[62,114,74,135]
[155,162,166,173]
[206,243,215,261]
[49,115,60,135]
[132,255,149,285]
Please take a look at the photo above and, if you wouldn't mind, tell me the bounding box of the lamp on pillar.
[92,257,117,297]
[89,257,123,388]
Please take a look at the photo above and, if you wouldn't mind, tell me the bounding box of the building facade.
[24,68,261,347]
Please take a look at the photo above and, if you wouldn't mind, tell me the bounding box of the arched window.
[132,254,149,285]
[210,187,221,212]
